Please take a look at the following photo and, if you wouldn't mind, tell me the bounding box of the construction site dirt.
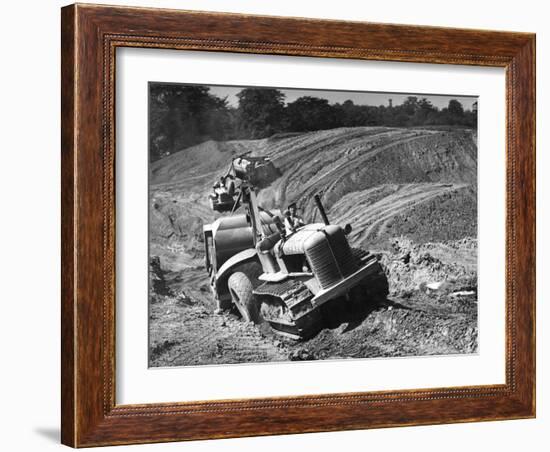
[149,126,478,367]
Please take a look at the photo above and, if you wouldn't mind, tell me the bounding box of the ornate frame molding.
[61,4,535,447]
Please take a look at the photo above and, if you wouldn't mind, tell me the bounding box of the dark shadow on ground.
[323,296,411,334]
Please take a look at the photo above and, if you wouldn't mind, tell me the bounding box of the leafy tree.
[149,84,477,163]
[236,88,285,139]
[443,99,466,125]
[393,111,410,127]
[286,96,337,132]
[402,96,420,116]
[336,100,373,127]
[412,98,436,125]
[463,108,477,128]
[448,99,465,117]
[149,84,230,161]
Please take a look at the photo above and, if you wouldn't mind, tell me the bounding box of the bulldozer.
[203,154,388,339]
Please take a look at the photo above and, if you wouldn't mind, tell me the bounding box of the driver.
[283,202,305,235]
[213,176,228,196]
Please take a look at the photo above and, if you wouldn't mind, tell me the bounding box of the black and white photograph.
[148,82,479,367]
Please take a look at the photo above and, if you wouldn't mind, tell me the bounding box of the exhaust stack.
[314,194,330,225]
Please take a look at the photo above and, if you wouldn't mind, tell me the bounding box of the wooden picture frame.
[61,3,535,447]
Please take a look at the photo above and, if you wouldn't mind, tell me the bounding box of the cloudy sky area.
[207,84,477,110]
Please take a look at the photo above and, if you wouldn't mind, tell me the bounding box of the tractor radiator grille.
[328,229,358,276]
[307,230,357,289]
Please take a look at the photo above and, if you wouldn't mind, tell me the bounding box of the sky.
[207,84,477,111]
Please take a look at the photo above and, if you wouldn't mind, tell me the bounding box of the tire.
[228,271,261,323]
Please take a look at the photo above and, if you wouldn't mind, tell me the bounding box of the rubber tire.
[228,272,260,323]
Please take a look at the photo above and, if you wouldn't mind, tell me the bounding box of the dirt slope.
[148,126,478,366]
[150,127,476,249]
[332,182,477,248]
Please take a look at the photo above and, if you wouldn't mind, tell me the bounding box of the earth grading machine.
[203,154,388,339]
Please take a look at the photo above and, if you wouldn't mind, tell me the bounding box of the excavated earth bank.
[148,126,478,366]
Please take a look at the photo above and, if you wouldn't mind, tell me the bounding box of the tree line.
[149,84,477,161]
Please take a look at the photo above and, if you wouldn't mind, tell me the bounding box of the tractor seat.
[257,231,281,252]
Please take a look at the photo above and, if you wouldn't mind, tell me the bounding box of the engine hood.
[281,223,340,255]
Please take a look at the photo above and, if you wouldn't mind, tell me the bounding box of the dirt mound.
[147,126,478,366]
[331,183,477,249]
[150,195,206,244]
[379,237,477,297]
[150,127,477,250]
[151,139,264,186]
[382,185,477,245]
[292,300,478,360]
[254,127,476,215]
